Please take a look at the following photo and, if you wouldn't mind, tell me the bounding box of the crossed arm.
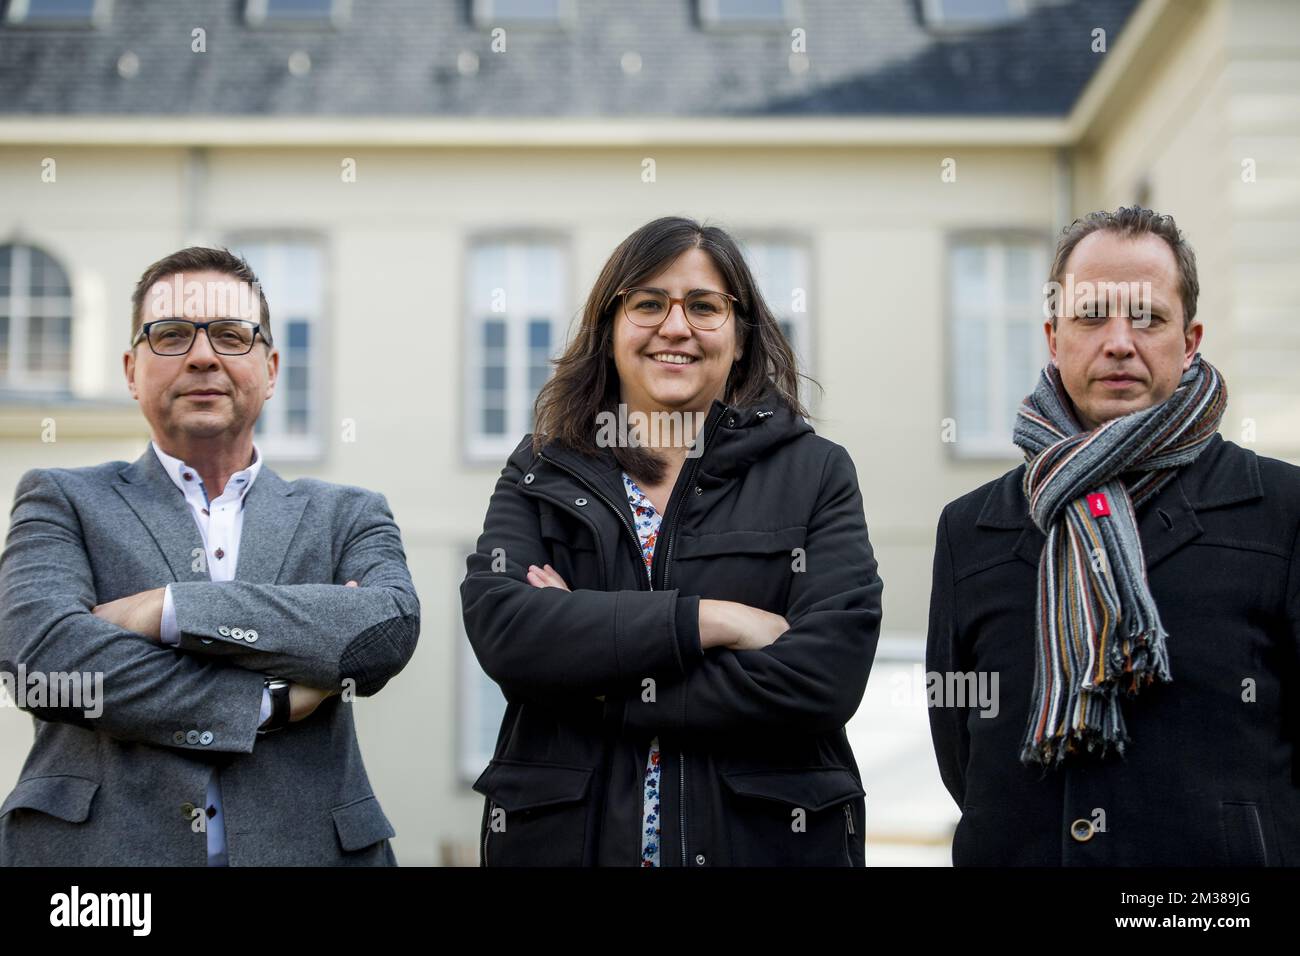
[461,443,881,737]
[0,468,420,753]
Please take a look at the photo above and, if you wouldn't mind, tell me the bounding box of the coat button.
[199,731,214,746]
[181,802,196,818]
[523,473,535,484]
[726,416,736,427]
[1070,818,1096,842]
[694,485,703,496]
[185,730,200,745]
[218,626,230,636]
[695,853,706,865]
[244,629,258,642]
[574,497,588,506]
[173,730,186,744]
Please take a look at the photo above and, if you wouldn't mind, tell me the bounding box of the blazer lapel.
[231,466,309,584]
[113,446,209,583]
[985,435,1257,573]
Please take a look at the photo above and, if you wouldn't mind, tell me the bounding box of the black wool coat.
[927,434,1300,865]
[462,393,882,865]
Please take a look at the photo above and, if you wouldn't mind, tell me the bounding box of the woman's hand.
[698,599,789,651]
[526,563,570,591]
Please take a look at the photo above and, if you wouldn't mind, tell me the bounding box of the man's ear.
[1183,320,1204,369]
[1043,318,1058,365]
[263,347,280,399]
[123,348,138,400]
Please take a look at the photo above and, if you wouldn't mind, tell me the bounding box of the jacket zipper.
[483,799,493,867]
[539,406,727,869]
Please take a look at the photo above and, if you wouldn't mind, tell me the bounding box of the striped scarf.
[1012,353,1227,767]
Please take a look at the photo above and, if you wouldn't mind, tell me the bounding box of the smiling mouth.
[648,353,698,365]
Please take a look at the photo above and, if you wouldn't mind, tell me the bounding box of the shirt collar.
[151,439,264,504]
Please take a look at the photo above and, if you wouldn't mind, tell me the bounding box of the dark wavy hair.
[530,216,812,481]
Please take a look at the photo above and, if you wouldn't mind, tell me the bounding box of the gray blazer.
[0,445,420,865]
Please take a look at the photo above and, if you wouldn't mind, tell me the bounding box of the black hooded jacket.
[461,392,882,865]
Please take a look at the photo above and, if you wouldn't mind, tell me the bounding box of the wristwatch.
[258,678,292,734]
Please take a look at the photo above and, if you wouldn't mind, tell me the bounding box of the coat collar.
[113,443,309,583]
[534,387,812,496]
[976,433,1263,570]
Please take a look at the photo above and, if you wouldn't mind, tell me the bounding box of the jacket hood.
[538,384,813,487]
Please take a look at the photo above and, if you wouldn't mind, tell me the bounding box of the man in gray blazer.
[0,246,419,865]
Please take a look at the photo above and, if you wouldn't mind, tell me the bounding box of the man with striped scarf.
[927,207,1300,865]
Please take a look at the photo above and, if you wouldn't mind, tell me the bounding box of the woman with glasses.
[461,216,881,866]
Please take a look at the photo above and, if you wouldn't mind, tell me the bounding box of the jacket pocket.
[0,774,100,824]
[1220,800,1268,866]
[330,794,396,852]
[719,766,863,866]
[472,758,594,866]
[673,527,807,613]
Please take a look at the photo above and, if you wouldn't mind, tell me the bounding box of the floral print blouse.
[622,472,664,867]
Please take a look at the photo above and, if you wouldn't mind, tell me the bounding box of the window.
[244,0,349,27]
[232,240,326,460]
[699,0,796,27]
[741,237,813,401]
[4,0,111,26]
[921,0,1027,31]
[0,243,73,395]
[947,235,1049,457]
[458,584,508,784]
[472,0,573,27]
[464,238,568,462]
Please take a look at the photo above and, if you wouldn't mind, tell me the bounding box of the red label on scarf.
[1087,492,1111,517]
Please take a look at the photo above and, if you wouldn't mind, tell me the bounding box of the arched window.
[0,243,74,394]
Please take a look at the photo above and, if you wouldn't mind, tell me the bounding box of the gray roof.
[0,0,1140,117]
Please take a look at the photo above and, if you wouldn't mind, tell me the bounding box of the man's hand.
[92,587,166,641]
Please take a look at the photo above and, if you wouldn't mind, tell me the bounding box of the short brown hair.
[1049,206,1199,328]
[130,246,272,347]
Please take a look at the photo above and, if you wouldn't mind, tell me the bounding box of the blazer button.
[180,802,196,818]
[695,853,707,865]
[185,730,200,745]
[574,497,588,506]
[173,730,186,745]
[230,627,245,641]
[199,731,214,746]
[523,473,535,484]
[1070,818,1096,842]
[218,626,231,637]
[244,629,258,643]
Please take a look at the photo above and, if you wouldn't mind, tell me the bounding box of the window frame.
[461,231,573,466]
[919,0,1029,34]
[244,0,351,29]
[471,0,576,30]
[943,228,1052,461]
[735,231,815,378]
[698,0,800,30]
[224,232,331,463]
[3,0,111,27]
[0,240,76,397]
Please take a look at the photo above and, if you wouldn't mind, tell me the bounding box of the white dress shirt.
[152,439,271,867]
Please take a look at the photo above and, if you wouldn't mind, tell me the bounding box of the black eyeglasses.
[617,287,738,331]
[132,319,272,356]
